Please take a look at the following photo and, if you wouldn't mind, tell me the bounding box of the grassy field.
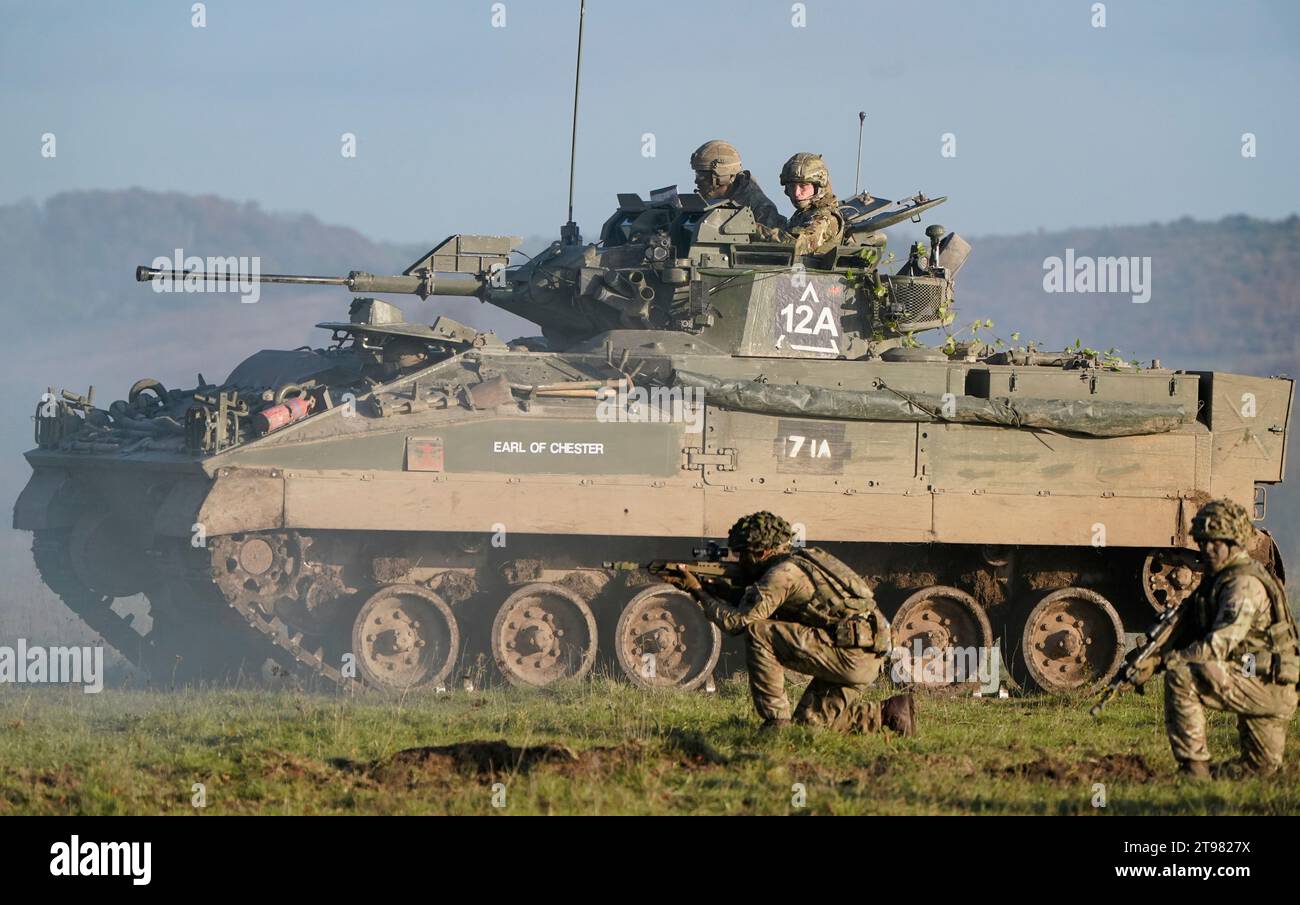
[1,675,1297,815]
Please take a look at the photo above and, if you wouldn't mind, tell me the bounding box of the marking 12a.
[772,275,845,356]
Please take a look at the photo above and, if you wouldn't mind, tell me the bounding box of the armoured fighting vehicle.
[15,188,1293,694]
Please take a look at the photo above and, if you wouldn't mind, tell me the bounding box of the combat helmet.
[728,511,794,553]
[779,152,832,207]
[691,140,744,198]
[1190,499,1255,547]
[691,140,744,177]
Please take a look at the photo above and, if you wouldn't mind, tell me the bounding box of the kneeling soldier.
[665,511,915,735]
[1159,499,1300,778]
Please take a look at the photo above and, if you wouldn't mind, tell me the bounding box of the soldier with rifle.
[657,511,916,735]
[1093,499,1299,778]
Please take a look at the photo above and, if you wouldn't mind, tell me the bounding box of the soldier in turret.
[1142,500,1300,778]
[752,153,846,256]
[663,511,916,735]
[690,140,786,230]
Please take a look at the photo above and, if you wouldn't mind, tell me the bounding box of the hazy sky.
[2,0,1297,243]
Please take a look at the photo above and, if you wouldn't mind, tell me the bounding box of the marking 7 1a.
[784,435,832,459]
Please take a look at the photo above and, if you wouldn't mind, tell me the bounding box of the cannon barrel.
[134,265,487,299]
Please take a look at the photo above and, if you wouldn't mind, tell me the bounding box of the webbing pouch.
[1276,652,1300,685]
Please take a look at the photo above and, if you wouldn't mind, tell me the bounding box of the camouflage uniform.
[724,171,786,230]
[753,197,845,256]
[752,153,845,256]
[1164,501,1300,774]
[692,542,894,731]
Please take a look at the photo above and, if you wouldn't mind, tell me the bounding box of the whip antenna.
[854,111,866,195]
[561,0,586,245]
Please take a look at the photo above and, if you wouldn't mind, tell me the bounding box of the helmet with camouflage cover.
[691,140,744,199]
[779,152,833,207]
[780,152,830,187]
[728,511,794,553]
[1190,499,1255,547]
[691,140,744,177]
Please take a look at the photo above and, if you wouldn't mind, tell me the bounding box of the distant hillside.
[0,189,536,335]
[1,191,1296,655]
[954,214,1300,378]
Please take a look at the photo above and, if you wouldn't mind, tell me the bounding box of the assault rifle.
[1090,596,1190,717]
[604,542,744,586]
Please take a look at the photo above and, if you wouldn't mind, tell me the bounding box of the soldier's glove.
[659,571,686,589]
[677,566,702,593]
[1124,647,1162,691]
[1131,657,1161,691]
[660,566,701,593]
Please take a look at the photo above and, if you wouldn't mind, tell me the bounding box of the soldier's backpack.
[1250,563,1300,686]
[1209,559,1300,686]
[786,548,892,653]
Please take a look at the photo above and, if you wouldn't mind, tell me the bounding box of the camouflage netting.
[1191,499,1255,546]
[728,511,794,552]
[674,370,1191,438]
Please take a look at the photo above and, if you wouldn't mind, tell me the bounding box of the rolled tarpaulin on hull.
[673,369,1189,438]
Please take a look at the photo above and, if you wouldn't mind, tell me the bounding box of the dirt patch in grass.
[788,753,980,788]
[13,765,84,791]
[997,753,1155,783]
[662,728,749,766]
[358,738,577,780]
[1,765,86,809]
[334,730,752,785]
[208,748,354,791]
[335,740,622,784]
